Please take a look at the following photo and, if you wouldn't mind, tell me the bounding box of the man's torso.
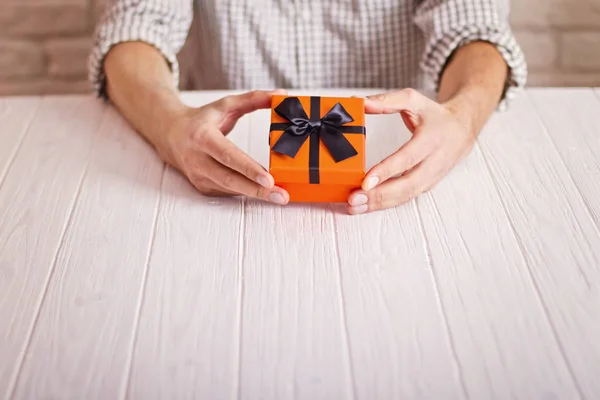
[178,0,429,91]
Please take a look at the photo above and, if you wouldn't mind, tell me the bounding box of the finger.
[361,131,434,190]
[400,109,419,133]
[217,89,287,116]
[364,88,428,115]
[348,163,432,214]
[189,175,237,197]
[203,129,275,189]
[203,157,290,205]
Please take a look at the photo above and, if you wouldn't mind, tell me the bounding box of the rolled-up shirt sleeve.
[88,0,193,99]
[414,0,527,109]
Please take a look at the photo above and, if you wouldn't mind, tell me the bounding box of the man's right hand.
[158,90,290,205]
[103,42,289,205]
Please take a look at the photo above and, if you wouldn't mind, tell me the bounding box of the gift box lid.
[269,95,366,186]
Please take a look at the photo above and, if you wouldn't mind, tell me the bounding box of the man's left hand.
[347,88,478,214]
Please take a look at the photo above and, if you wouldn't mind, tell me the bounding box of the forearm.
[103,42,188,152]
[438,41,509,136]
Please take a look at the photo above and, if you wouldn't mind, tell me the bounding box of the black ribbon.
[270,97,364,184]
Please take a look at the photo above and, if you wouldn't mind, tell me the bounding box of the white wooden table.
[1,88,599,400]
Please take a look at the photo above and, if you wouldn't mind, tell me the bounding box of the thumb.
[218,89,288,116]
[365,88,426,115]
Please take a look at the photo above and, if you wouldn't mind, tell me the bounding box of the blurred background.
[1,0,599,96]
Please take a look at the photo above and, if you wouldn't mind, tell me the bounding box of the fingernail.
[269,192,286,205]
[351,204,368,215]
[364,176,380,190]
[349,193,368,206]
[257,176,271,188]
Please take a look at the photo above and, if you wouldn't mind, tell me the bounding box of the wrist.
[443,95,479,139]
[152,101,191,167]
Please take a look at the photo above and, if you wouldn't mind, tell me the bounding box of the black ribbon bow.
[270,97,364,184]
[271,97,363,162]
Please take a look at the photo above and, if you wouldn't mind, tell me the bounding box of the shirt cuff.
[420,26,528,111]
[88,18,180,100]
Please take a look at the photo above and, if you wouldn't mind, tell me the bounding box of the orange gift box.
[268,95,366,203]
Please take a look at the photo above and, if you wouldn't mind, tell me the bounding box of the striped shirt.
[89,0,527,107]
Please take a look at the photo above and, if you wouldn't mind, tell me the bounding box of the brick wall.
[1,0,599,96]
[0,0,104,95]
[511,0,600,86]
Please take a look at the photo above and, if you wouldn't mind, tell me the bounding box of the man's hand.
[346,40,509,214]
[159,90,290,205]
[347,88,477,214]
[103,43,289,205]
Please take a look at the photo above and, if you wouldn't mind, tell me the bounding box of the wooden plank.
[237,107,354,400]
[0,96,107,398]
[417,144,580,399]
[10,104,164,399]
[524,88,600,398]
[237,200,354,400]
[528,88,600,236]
[0,97,40,188]
[332,112,464,399]
[478,92,600,399]
[126,93,247,399]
